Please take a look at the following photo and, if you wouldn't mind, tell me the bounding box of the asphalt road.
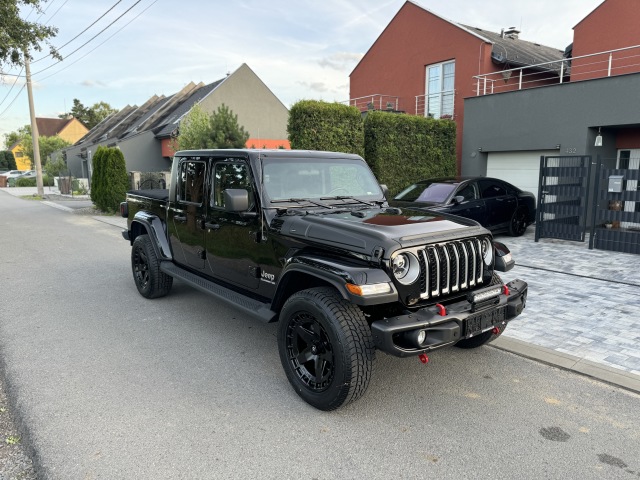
[1,192,639,479]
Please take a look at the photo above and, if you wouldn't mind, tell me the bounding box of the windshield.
[394,182,457,203]
[262,157,383,202]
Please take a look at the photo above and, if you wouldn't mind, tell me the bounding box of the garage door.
[486,150,557,201]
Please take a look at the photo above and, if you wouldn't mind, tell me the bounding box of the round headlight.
[391,252,420,285]
[482,238,494,266]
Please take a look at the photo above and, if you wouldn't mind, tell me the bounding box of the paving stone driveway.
[496,228,640,376]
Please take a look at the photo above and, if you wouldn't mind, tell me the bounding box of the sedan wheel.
[508,207,528,236]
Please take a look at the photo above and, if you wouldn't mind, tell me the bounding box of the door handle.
[204,222,220,230]
[174,215,186,223]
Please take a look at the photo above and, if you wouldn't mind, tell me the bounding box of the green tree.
[59,98,117,129]
[90,145,108,205]
[3,125,30,149]
[0,0,60,70]
[0,150,17,170]
[20,134,70,167]
[177,104,249,151]
[92,147,128,213]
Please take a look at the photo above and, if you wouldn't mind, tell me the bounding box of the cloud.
[80,79,107,87]
[318,52,364,71]
[297,81,330,93]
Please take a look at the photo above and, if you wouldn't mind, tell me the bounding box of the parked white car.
[0,170,26,179]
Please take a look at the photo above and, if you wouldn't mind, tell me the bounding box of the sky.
[0,0,605,143]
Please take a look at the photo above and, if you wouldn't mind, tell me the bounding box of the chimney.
[504,27,520,39]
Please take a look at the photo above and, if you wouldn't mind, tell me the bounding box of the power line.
[36,0,157,82]
[32,0,123,63]
[32,0,142,75]
[0,68,24,109]
[36,0,158,82]
[43,0,70,26]
[0,84,26,118]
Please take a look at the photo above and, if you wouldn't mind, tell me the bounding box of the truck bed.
[127,189,169,202]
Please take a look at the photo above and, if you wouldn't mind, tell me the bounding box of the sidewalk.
[3,186,639,393]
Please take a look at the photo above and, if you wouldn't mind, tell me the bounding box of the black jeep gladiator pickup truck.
[121,149,527,410]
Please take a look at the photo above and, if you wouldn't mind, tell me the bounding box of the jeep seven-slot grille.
[417,238,484,299]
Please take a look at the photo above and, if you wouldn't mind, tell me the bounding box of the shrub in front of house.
[288,100,364,157]
[364,111,457,196]
[91,146,129,213]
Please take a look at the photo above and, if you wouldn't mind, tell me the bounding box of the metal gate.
[535,155,592,242]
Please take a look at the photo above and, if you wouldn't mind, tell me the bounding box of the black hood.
[273,206,488,258]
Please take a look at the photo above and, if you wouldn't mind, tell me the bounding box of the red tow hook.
[435,303,446,316]
[492,327,501,335]
[418,353,429,364]
[502,285,510,296]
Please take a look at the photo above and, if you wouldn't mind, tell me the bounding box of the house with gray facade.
[60,63,289,181]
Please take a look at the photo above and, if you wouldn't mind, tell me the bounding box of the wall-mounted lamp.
[555,144,561,150]
[478,147,482,152]
[595,127,603,147]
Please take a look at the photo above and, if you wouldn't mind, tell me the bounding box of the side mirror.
[380,184,390,200]
[493,241,515,272]
[224,189,250,212]
[453,195,465,205]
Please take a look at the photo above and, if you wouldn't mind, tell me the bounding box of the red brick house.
[349,0,564,172]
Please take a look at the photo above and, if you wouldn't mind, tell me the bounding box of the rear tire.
[277,287,374,411]
[455,272,505,349]
[508,206,528,236]
[131,234,173,298]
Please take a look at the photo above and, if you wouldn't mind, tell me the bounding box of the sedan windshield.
[394,182,457,203]
[262,157,382,202]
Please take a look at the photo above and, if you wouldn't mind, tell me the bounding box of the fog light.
[404,329,427,348]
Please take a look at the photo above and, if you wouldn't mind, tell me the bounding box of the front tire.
[131,234,173,299]
[277,287,374,411]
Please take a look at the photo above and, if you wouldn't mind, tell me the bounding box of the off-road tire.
[455,272,506,349]
[131,234,173,299]
[277,287,374,411]
[508,206,528,236]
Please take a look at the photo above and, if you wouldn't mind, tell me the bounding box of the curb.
[491,336,640,395]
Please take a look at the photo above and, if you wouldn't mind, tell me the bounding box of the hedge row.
[287,100,456,196]
[288,101,364,157]
[364,111,456,196]
[91,146,129,213]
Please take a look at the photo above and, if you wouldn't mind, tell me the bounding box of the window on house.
[426,61,455,119]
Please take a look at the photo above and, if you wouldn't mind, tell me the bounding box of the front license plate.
[465,307,506,338]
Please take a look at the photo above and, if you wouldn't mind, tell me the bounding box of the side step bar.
[160,262,277,323]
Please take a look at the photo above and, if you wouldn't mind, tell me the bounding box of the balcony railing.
[346,94,400,112]
[473,44,640,96]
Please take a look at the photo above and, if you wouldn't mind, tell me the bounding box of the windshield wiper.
[269,198,334,209]
[319,196,376,207]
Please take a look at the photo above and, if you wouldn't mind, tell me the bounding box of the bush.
[288,100,364,156]
[364,112,457,196]
[91,146,129,212]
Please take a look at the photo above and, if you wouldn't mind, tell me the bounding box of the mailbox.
[608,175,624,193]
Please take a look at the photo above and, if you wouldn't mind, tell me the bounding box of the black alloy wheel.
[277,287,374,411]
[284,312,335,391]
[509,207,528,236]
[131,234,173,299]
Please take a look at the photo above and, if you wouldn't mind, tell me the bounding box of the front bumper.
[371,279,528,357]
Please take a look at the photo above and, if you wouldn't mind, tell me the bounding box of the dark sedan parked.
[391,177,536,236]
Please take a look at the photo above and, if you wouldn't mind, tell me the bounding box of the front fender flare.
[272,255,398,310]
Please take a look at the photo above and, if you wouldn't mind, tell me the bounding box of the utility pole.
[24,52,44,197]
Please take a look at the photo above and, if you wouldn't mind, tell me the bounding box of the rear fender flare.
[130,212,172,261]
